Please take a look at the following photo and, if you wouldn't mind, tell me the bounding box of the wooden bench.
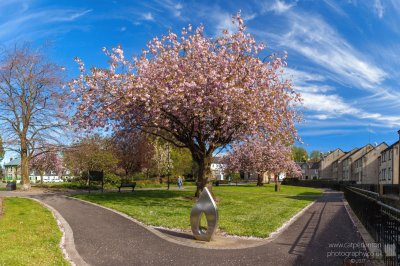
[118,182,136,192]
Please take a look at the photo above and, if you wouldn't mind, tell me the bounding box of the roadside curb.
[26,197,89,266]
[69,194,317,250]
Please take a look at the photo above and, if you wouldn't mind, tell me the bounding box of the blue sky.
[1,0,400,155]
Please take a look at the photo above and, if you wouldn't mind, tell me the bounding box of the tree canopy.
[309,150,322,162]
[70,13,301,196]
[292,146,308,162]
[0,45,65,189]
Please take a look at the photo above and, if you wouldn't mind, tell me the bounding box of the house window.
[389,150,392,160]
[388,168,392,180]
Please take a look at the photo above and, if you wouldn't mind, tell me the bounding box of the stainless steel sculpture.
[190,187,219,241]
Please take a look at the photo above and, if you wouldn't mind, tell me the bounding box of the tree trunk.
[40,174,43,184]
[257,173,263,186]
[194,156,212,197]
[20,143,30,190]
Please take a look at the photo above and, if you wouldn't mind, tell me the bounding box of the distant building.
[4,158,23,182]
[353,143,387,184]
[3,157,64,183]
[211,157,226,181]
[339,148,361,181]
[342,145,374,182]
[297,162,320,180]
[379,141,399,185]
[319,149,346,180]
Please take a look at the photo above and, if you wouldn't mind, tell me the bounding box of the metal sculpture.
[190,187,219,241]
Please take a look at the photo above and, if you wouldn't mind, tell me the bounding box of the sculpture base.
[155,228,264,249]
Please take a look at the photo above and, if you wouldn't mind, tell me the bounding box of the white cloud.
[284,68,333,93]
[300,128,362,137]
[213,12,237,35]
[0,8,92,42]
[155,0,183,17]
[264,0,296,14]
[120,26,126,32]
[301,91,400,127]
[374,0,384,18]
[66,9,92,21]
[143,12,154,21]
[282,13,386,91]
[323,0,348,17]
[301,92,359,117]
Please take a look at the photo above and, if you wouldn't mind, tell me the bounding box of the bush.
[104,173,121,186]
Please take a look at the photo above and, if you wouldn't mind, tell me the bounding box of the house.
[4,158,22,182]
[308,161,320,180]
[3,157,63,183]
[353,143,387,184]
[337,148,359,181]
[319,149,346,179]
[341,145,373,182]
[379,141,399,185]
[211,157,226,181]
[297,161,320,180]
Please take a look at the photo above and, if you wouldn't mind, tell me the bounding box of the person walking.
[177,176,183,189]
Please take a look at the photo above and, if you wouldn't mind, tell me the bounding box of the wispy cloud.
[66,9,92,21]
[299,128,363,137]
[374,0,384,18]
[142,12,154,21]
[154,0,183,17]
[322,0,348,17]
[282,13,386,91]
[263,0,296,14]
[0,8,92,42]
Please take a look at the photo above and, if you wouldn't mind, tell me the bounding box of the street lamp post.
[167,143,171,190]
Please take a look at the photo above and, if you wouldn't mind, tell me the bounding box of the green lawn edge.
[0,197,70,266]
[72,184,322,238]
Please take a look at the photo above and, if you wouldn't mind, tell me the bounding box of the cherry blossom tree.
[30,151,63,184]
[70,13,301,196]
[225,138,301,186]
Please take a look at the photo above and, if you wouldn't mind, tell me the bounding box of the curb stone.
[69,194,317,250]
[24,197,89,266]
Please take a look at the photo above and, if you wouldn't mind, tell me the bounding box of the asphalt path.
[12,190,375,266]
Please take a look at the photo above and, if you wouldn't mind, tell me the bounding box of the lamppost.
[167,142,171,190]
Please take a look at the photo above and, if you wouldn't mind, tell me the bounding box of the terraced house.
[338,148,360,181]
[379,141,399,185]
[298,162,320,180]
[353,143,387,184]
[319,149,345,180]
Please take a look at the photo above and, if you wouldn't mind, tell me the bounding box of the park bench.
[118,182,136,192]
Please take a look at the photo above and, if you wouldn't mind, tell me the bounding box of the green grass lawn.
[72,184,322,238]
[0,198,69,265]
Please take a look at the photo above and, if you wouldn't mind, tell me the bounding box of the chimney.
[9,157,12,162]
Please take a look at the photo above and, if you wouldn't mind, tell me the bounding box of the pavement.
[0,190,377,266]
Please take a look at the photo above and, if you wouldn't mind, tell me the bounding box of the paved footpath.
[3,190,375,266]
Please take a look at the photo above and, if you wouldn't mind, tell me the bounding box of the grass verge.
[0,197,69,265]
[72,184,322,238]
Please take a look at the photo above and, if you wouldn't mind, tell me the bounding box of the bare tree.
[0,44,65,190]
